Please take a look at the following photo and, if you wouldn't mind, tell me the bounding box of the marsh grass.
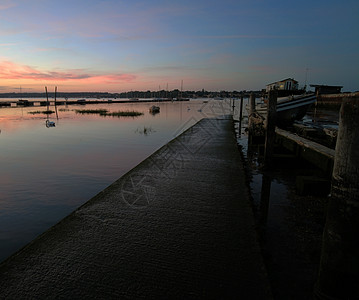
[105,111,144,117]
[75,109,108,115]
[28,110,55,115]
[75,109,143,117]
[136,126,155,135]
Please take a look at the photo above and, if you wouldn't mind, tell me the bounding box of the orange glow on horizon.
[0,60,141,93]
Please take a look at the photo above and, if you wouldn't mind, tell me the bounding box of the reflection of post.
[259,174,271,227]
[264,90,277,168]
[315,97,359,300]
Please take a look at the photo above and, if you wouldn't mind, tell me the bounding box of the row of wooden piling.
[248,91,359,299]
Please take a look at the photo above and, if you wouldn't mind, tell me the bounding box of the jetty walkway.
[0,116,271,299]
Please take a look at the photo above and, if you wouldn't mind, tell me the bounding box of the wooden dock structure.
[275,128,334,174]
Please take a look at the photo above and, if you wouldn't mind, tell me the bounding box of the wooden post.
[54,86,59,120]
[247,93,256,145]
[45,86,49,112]
[239,95,244,121]
[248,93,256,135]
[54,86,57,106]
[249,93,255,114]
[315,97,359,300]
[264,90,277,167]
[238,95,244,137]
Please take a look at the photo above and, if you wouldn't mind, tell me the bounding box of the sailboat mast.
[180,80,183,99]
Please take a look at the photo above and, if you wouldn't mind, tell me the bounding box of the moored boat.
[77,99,86,104]
[249,93,316,124]
[149,105,160,114]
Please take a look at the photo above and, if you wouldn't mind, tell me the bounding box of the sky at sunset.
[0,0,358,93]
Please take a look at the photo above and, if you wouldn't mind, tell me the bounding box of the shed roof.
[266,78,298,86]
[310,84,343,88]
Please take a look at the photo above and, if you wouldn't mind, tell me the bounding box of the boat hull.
[254,93,316,124]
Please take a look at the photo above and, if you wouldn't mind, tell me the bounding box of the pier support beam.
[264,90,277,168]
[249,92,255,115]
[315,97,359,299]
[239,95,244,121]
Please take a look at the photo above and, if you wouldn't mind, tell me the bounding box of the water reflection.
[238,107,332,299]
[259,174,272,228]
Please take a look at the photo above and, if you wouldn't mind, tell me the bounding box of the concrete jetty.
[0,116,271,299]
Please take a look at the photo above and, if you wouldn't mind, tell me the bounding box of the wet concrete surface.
[0,116,272,299]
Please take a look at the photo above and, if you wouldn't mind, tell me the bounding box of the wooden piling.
[249,93,255,114]
[54,86,59,120]
[315,97,359,300]
[239,95,244,121]
[238,95,244,137]
[264,90,277,167]
[45,86,49,109]
[248,93,257,145]
[54,86,57,106]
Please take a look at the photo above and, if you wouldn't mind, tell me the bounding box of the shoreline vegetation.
[27,109,144,117]
[0,90,253,99]
[75,109,144,117]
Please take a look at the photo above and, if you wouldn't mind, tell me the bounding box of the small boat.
[45,120,55,127]
[149,105,160,114]
[77,99,86,104]
[17,99,32,106]
[249,93,316,124]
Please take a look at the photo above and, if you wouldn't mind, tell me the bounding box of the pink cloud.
[0,3,16,10]
[0,60,137,83]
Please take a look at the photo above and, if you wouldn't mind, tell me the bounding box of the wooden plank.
[275,128,335,160]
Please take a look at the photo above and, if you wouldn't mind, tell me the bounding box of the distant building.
[266,78,299,92]
[310,84,343,95]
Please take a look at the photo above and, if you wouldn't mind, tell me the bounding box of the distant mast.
[304,68,309,91]
[180,80,183,99]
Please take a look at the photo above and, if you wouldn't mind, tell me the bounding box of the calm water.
[0,98,237,262]
[236,107,338,299]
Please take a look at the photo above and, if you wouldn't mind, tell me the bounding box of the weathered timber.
[239,95,244,121]
[275,128,335,174]
[315,97,359,300]
[264,90,277,168]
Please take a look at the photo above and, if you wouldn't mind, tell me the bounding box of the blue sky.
[0,0,358,92]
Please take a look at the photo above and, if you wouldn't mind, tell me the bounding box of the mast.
[180,80,183,99]
[304,68,309,91]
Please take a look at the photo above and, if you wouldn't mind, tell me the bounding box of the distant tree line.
[0,89,262,99]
